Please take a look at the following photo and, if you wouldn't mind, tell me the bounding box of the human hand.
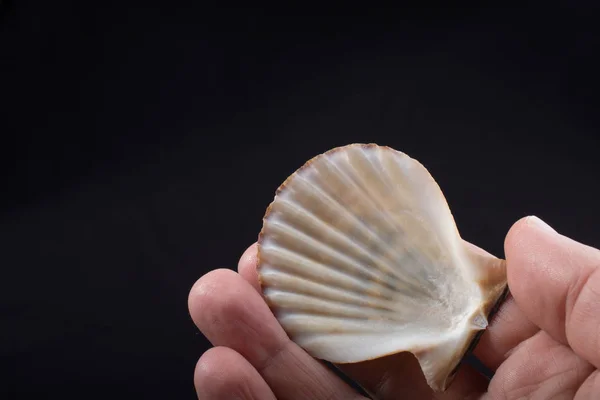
[188,216,600,399]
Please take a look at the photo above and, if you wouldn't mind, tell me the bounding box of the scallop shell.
[257,144,508,392]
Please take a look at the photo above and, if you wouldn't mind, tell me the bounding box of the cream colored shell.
[257,144,508,392]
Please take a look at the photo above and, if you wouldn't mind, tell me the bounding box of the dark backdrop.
[2,2,600,398]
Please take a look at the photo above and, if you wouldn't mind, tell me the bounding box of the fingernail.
[526,215,556,233]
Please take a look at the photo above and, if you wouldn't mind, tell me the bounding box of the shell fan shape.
[256,144,508,392]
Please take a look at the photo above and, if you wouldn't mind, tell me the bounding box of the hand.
[188,216,600,399]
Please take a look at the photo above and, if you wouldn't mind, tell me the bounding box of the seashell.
[256,143,508,392]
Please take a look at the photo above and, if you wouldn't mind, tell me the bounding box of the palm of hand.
[189,217,600,399]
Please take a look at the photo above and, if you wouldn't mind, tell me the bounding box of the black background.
[2,2,600,398]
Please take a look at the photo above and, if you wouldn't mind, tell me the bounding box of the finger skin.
[484,331,594,399]
[195,346,276,400]
[238,243,488,399]
[188,268,365,400]
[505,216,600,368]
[575,370,600,399]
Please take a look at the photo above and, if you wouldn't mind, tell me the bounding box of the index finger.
[505,216,600,368]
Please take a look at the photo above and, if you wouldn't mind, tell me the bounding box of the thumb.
[505,216,600,368]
